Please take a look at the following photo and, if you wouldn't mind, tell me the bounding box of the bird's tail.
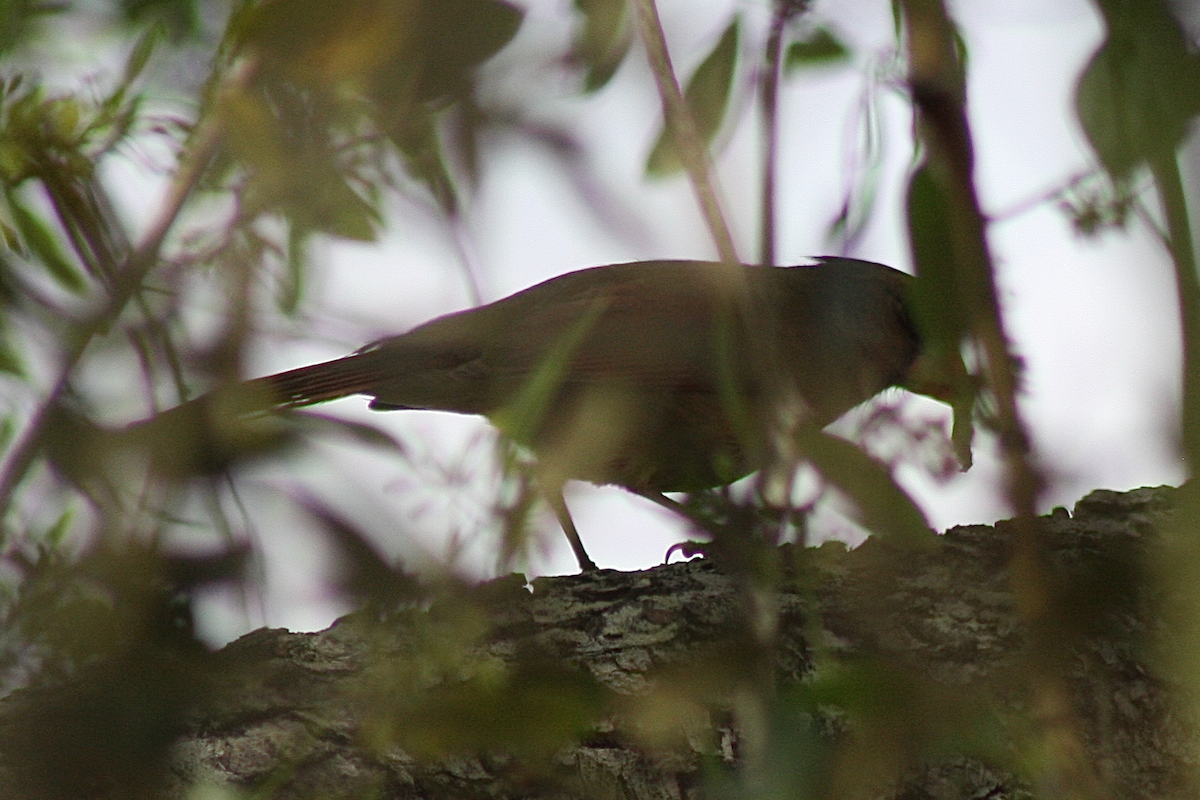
[244,351,387,409]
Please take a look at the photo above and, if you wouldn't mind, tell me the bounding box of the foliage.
[0,0,1197,799]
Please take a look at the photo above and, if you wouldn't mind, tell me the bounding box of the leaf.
[378,647,608,759]
[572,0,631,91]
[0,334,23,376]
[300,497,426,608]
[121,23,160,87]
[234,0,414,88]
[1075,0,1200,181]
[411,0,524,102]
[646,17,740,177]
[8,196,86,294]
[905,162,976,469]
[797,426,936,549]
[905,162,963,347]
[392,111,460,215]
[118,0,201,41]
[308,174,380,242]
[295,412,411,455]
[279,223,308,314]
[784,27,850,71]
[0,413,13,449]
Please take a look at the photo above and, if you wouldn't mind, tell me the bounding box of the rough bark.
[2,485,1193,799]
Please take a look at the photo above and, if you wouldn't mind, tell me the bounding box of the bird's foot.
[664,539,709,564]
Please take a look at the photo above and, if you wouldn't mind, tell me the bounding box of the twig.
[1150,153,1200,467]
[631,0,739,267]
[758,7,787,267]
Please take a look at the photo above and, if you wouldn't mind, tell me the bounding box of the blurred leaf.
[234,0,418,89]
[1075,0,1200,181]
[405,0,523,102]
[808,658,1005,769]
[0,415,14,450]
[905,162,975,469]
[784,27,850,71]
[121,22,160,87]
[797,427,936,548]
[305,174,380,241]
[0,1,64,56]
[221,84,382,240]
[491,296,609,444]
[236,0,521,103]
[224,0,521,229]
[301,498,427,608]
[0,336,23,376]
[7,195,86,293]
[118,0,200,41]
[0,538,212,800]
[704,689,833,800]
[294,411,410,454]
[390,111,459,215]
[42,508,74,551]
[371,646,608,758]
[905,163,964,346]
[646,17,739,177]
[279,222,307,314]
[572,0,631,91]
[116,395,297,482]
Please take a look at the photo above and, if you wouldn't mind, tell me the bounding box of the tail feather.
[249,352,385,408]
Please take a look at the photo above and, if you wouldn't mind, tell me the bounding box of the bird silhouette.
[148,257,953,571]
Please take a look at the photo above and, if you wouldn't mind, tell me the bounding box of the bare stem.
[1151,153,1200,469]
[758,5,787,267]
[631,0,739,267]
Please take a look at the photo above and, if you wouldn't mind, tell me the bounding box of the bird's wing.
[479,265,730,390]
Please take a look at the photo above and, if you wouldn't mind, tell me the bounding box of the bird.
[177,257,953,571]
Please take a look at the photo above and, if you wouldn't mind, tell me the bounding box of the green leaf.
[121,23,160,87]
[8,196,86,294]
[296,412,410,455]
[412,0,524,102]
[572,0,631,91]
[118,0,201,41]
[392,111,460,215]
[905,162,976,469]
[1075,0,1200,181]
[0,335,23,376]
[797,426,936,549]
[312,176,380,242]
[43,507,75,550]
[492,296,610,444]
[646,17,739,177]
[905,162,963,347]
[0,414,14,449]
[279,223,308,314]
[784,27,850,71]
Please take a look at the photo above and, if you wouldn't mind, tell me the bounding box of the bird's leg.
[634,490,720,562]
[543,488,599,572]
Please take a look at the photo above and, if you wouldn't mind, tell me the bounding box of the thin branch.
[758,6,787,267]
[1151,152,1200,467]
[631,0,739,267]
